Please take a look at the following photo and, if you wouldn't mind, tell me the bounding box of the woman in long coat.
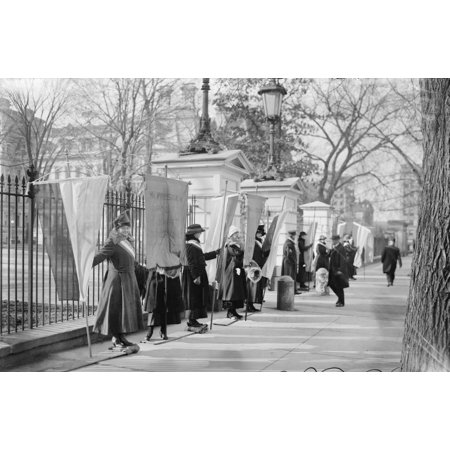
[381,238,402,286]
[182,224,218,328]
[313,235,330,295]
[92,211,145,348]
[219,226,247,320]
[282,230,298,293]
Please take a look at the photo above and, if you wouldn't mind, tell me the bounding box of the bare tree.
[72,78,186,191]
[297,78,408,203]
[401,78,450,371]
[0,79,71,179]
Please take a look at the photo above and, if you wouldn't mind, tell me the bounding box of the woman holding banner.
[182,224,220,331]
[220,226,247,320]
[92,211,145,349]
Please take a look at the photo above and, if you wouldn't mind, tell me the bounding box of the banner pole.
[84,298,92,358]
[211,180,229,330]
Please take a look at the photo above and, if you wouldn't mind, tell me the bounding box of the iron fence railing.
[0,174,151,335]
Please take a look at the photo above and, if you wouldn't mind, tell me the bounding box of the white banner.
[205,194,239,281]
[261,210,288,279]
[353,222,372,268]
[145,175,189,269]
[35,176,109,302]
[243,193,266,266]
[304,221,317,272]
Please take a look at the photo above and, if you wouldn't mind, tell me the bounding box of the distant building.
[332,177,355,221]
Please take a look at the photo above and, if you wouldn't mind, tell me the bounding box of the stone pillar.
[240,177,303,287]
[299,201,335,242]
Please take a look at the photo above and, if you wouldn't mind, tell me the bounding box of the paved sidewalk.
[6,256,411,372]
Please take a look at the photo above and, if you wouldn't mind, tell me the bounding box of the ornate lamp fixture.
[256,79,287,180]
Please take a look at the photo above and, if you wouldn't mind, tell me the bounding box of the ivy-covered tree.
[212,78,318,181]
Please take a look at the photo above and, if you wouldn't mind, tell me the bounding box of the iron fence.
[0,174,151,335]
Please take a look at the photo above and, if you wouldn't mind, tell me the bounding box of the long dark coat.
[92,231,144,336]
[315,242,330,271]
[343,242,357,277]
[219,242,246,309]
[247,238,269,304]
[182,238,217,318]
[143,270,185,326]
[297,236,312,283]
[281,238,297,279]
[328,243,349,290]
[381,245,402,276]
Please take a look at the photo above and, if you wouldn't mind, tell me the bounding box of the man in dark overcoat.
[328,235,349,307]
[343,234,358,280]
[297,231,313,290]
[282,230,298,291]
[182,224,219,328]
[381,238,402,286]
[247,224,270,311]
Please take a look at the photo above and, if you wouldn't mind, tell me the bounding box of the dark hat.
[113,211,131,229]
[186,223,205,235]
[331,234,340,241]
[299,231,307,236]
[319,235,327,240]
[256,225,266,236]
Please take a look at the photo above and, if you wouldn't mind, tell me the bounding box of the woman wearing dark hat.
[182,224,219,330]
[219,226,248,320]
[246,224,270,311]
[92,211,145,348]
[282,230,299,293]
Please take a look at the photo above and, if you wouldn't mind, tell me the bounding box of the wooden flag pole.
[210,180,229,330]
[83,296,92,358]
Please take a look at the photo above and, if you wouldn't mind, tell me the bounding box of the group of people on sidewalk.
[91,212,270,349]
[91,210,404,349]
[282,231,403,308]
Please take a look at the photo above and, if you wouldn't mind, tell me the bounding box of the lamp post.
[181,78,221,155]
[258,79,287,180]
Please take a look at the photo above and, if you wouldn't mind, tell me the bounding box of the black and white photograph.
[1,1,449,449]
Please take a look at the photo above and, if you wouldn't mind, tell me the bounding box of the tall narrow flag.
[204,193,239,282]
[304,222,318,272]
[35,183,79,301]
[145,175,189,269]
[34,176,109,303]
[261,210,288,279]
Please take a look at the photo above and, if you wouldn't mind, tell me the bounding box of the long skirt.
[143,271,185,326]
[94,268,144,336]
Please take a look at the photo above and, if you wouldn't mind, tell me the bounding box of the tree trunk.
[400,79,450,371]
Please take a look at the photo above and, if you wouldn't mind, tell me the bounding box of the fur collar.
[109,229,135,246]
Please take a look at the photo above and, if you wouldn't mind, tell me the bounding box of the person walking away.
[297,231,313,290]
[219,226,247,320]
[247,224,270,312]
[328,235,349,307]
[313,235,330,295]
[282,230,300,294]
[142,267,184,341]
[182,224,219,331]
[381,238,402,286]
[92,211,145,349]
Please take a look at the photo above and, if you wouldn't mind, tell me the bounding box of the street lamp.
[257,79,287,180]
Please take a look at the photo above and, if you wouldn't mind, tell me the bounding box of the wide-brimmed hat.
[331,234,340,241]
[186,224,205,235]
[319,235,327,240]
[113,211,131,229]
[287,229,297,235]
[256,225,266,236]
[228,225,240,239]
